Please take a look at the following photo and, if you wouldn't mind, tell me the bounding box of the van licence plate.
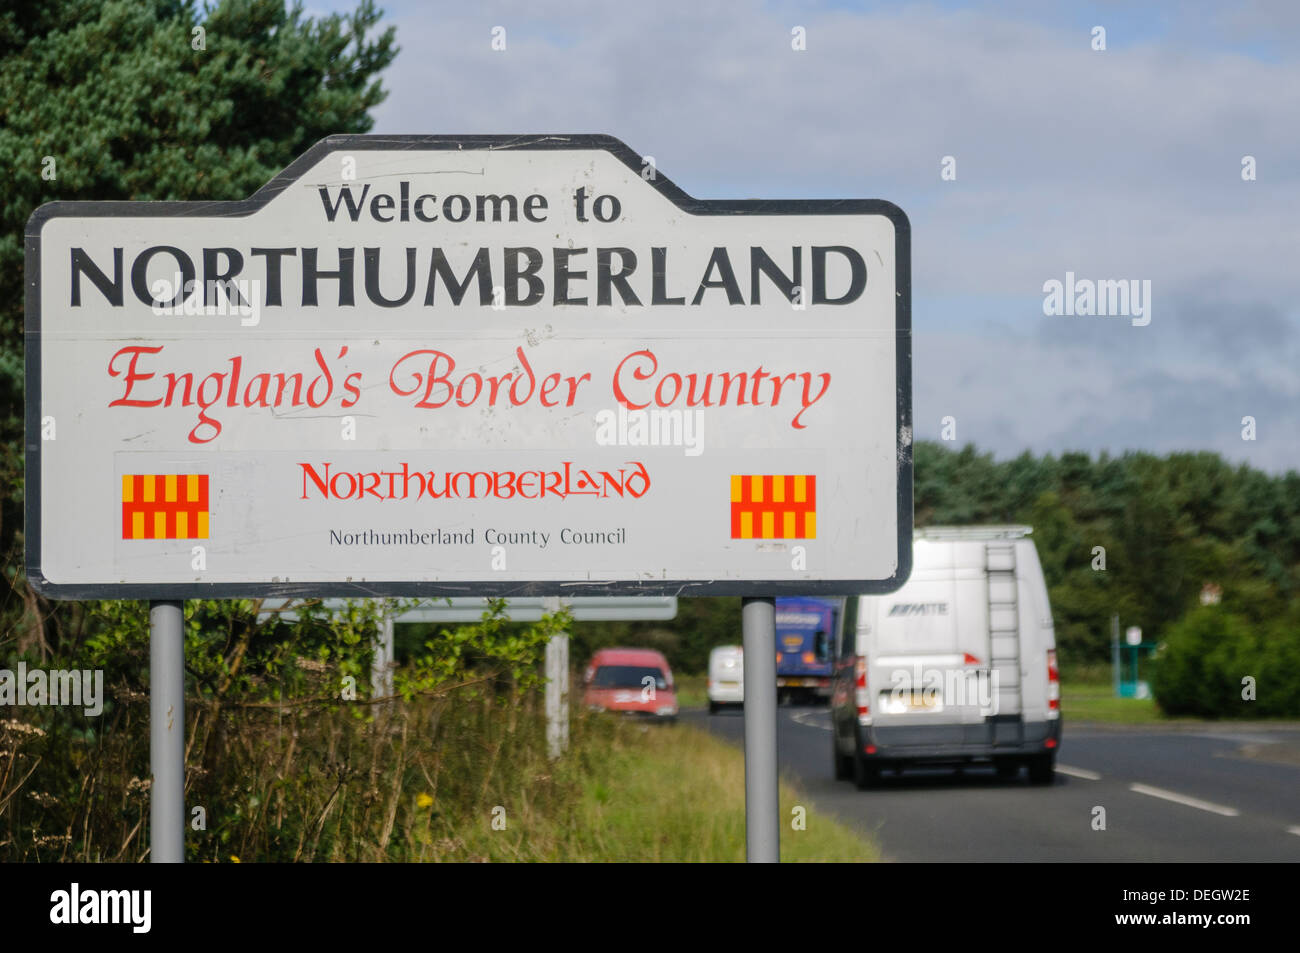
[905,691,940,710]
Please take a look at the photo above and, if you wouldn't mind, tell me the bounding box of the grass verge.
[3,676,878,861]
[1062,681,1167,723]
[566,717,880,862]
[674,673,707,708]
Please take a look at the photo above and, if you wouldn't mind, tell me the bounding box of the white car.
[707,645,744,713]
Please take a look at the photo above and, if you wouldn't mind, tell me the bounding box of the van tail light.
[775,651,783,664]
[854,656,871,725]
[1047,649,1060,716]
[802,651,816,665]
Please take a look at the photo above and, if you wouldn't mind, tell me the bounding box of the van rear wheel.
[852,750,880,790]
[995,758,1020,780]
[1027,752,1055,785]
[833,738,851,781]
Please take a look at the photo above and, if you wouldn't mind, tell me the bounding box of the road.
[684,705,1300,861]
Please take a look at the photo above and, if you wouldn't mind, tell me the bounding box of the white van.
[831,526,1061,787]
[707,645,744,713]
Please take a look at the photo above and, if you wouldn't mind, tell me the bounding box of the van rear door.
[868,541,993,724]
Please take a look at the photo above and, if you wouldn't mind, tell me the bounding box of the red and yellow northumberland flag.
[730,474,816,539]
[121,474,209,540]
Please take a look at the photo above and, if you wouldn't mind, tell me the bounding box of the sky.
[310,0,1300,472]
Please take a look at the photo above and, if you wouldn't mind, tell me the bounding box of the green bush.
[1256,619,1300,717]
[0,598,567,861]
[1153,605,1300,718]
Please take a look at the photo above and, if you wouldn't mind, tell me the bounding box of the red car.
[583,648,679,721]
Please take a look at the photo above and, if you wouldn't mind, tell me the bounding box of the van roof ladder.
[916,525,1033,541]
[986,539,1025,730]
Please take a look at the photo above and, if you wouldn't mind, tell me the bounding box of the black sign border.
[26,134,912,600]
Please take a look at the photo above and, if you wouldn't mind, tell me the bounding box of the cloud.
[918,319,1299,470]
[1171,294,1295,359]
[349,0,1300,470]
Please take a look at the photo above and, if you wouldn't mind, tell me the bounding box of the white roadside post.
[543,596,570,758]
[371,602,395,700]
[1111,614,1121,697]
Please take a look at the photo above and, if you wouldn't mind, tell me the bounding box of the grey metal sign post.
[149,600,185,863]
[742,596,780,862]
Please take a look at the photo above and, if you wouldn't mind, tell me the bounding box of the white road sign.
[26,135,911,598]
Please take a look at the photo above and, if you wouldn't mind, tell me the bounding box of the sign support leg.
[543,597,569,758]
[149,600,185,863]
[742,595,779,863]
[371,604,395,699]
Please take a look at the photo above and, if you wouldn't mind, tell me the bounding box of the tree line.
[574,441,1300,715]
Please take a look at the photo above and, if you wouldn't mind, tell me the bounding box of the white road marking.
[1287,826,1300,837]
[1129,783,1239,817]
[790,710,832,731]
[1056,764,1102,781]
[1194,733,1283,746]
